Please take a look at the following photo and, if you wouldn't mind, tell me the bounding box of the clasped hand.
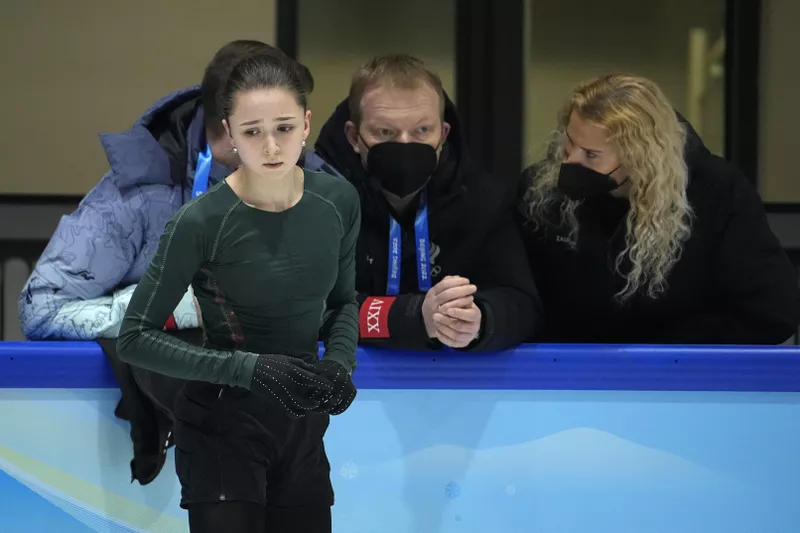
[422,275,482,348]
[250,354,356,418]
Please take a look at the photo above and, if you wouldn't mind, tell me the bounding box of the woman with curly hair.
[518,73,800,344]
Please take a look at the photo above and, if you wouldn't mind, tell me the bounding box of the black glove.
[311,360,357,415]
[249,354,335,418]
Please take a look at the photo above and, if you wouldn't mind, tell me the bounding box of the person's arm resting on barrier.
[444,213,543,351]
[18,180,198,340]
[358,289,445,350]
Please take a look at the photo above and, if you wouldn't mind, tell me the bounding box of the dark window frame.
[455,0,525,181]
[276,0,299,60]
[724,0,762,186]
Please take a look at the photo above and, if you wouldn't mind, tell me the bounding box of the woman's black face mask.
[557,162,624,200]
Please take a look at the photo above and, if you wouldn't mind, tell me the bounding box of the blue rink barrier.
[1,342,799,533]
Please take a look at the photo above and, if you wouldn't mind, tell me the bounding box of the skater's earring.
[302,140,306,147]
[232,147,238,153]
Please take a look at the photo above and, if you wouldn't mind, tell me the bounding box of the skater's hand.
[311,360,357,415]
[249,354,335,418]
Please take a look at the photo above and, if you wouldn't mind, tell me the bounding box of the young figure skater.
[117,50,360,532]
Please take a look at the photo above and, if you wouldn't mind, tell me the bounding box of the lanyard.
[191,144,213,198]
[386,190,432,295]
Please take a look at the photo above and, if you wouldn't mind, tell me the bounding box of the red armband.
[164,315,177,331]
[359,296,396,338]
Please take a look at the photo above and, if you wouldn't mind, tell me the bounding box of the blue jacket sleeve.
[18,174,147,340]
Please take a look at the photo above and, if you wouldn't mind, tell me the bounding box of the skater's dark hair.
[202,40,280,137]
[220,50,315,119]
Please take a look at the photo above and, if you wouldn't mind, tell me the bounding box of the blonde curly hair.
[523,73,693,301]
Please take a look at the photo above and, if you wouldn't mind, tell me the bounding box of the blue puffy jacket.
[18,86,235,340]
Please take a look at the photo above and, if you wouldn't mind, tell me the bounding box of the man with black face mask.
[303,54,542,351]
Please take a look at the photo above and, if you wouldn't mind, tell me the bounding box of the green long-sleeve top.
[117,170,361,388]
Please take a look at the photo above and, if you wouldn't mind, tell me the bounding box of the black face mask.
[363,140,440,198]
[557,162,623,200]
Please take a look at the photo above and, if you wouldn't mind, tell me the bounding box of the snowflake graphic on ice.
[444,482,461,499]
[506,485,517,496]
[340,461,359,480]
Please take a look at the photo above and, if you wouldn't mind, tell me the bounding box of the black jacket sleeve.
[355,291,440,351]
[464,212,544,351]
[660,170,800,344]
